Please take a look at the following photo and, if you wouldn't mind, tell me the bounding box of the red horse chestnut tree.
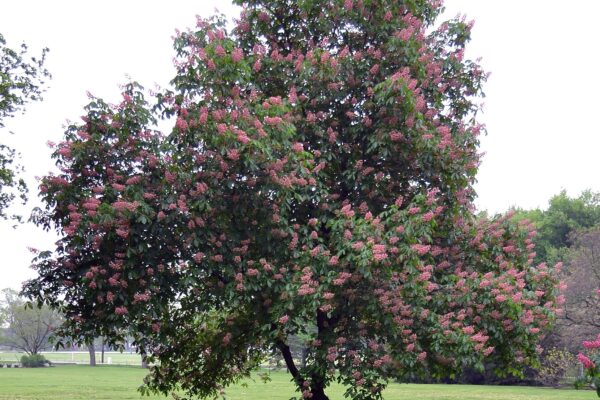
[25,1,562,399]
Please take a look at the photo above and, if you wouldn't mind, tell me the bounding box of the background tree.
[514,190,600,266]
[0,33,50,222]
[0,288,61,355]
[512,191,600,359]
[26,1,561,399]
[558,227,600,350]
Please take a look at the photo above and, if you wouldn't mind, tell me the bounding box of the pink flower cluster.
[583,334,600,349]
[578,353,595,370]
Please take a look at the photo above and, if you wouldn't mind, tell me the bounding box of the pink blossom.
[292,142,304,152]
[502,245,516,253]
[176,117,188,131]
[422,211,434,222]
[411,244,430,255]
[583,336,600,349]
[340,204,355,218]
[371,244,385,253]
[352,241,364,250]
[227,149,240,161]
[223,332,232,345]
[374,253,387,261]
[126,176,141,185]
[253,59,262,72]
[578,353,595,369]
[390,131,403,142]
[231,47,243,62]
[214,45,226,57]
[279,315,289,324]
[115,306,128,315]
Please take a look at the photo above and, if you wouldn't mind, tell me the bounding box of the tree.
[0,33,50,222]
[25,2,561,399]
[513,190,600,266]
[513,192,600,355]
[0,289,61,355]
[559,227,600,346]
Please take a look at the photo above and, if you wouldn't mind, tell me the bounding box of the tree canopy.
[0,288,61,355]
[513,190,600,266]
[25,1,561,399]
[0,33,50,221]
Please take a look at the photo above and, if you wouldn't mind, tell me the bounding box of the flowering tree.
[25,1,562,399]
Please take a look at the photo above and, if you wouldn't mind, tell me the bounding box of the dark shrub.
[20,354,50,367]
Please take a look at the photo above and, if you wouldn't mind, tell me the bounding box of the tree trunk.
[276,339,330,400]
[101,337,105,364]
[140,350,148,368]
[311,385,329,400]
[88,343,96,366]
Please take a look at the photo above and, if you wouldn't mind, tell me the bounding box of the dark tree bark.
[88,342,96,366]
[276,339,329,400]
[100,337,105,364]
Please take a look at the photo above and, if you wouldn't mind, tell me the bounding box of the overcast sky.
[1,1,599,290]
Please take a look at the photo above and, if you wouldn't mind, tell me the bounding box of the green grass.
[0,351,142,365]
[0,365,593,400]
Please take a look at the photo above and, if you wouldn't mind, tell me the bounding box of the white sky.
[1,0,599,290]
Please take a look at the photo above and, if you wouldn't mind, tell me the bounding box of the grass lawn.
[0,365,593,400]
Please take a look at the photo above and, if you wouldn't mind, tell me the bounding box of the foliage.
[25,1,561,399]
[513,190,600,366]
[575,333,600,397]
[535,347,577,387]
[0,33,50,222]
[20,353,50,368]
[0,289,61,355]
[513,190,600,266]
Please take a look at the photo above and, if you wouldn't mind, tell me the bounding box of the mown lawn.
[0,365,592,400]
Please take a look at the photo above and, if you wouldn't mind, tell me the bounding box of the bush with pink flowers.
[576,334,600,396]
